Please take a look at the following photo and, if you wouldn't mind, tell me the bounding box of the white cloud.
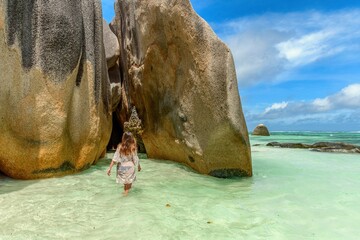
[264,101,288,114]
[215,9,360,87]
[331,84,360,108]
[248,110,359,131]
[312,98,331,111]
[225,29,289,86]
[276,30,341,66]
[248,84,360,122]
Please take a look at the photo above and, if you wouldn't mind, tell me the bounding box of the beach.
[1,132,359,239]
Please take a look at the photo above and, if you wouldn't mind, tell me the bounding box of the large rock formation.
[0,0,112,179]
[112,0,252,177]
[103,19,121,111]
[252,124,270,136]
[103,19,120,69]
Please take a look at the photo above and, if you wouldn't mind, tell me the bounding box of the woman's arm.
[133,151,141,172]
[107,161,116,176]
[108,148,121,176]
[138,162,141,172]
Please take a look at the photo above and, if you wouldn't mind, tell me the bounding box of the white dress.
[112,149,139,184]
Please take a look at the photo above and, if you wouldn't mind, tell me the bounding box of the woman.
[107,132,141,195]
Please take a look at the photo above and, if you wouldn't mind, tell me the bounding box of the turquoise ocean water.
[1,132,359,239]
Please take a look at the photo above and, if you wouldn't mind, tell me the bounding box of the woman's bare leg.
[124,183,132,196]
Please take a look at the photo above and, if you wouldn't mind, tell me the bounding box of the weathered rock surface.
[252,124,270,136]
[0,0,112,179]
[108,63,122,112]
[103,19,120,69]
[112,0,252,177]
[103,19,121,112]
[267,142,360,153]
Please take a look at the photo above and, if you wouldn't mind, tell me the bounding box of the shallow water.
[1,132,360,239]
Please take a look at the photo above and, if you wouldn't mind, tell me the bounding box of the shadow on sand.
[0,155,114,195]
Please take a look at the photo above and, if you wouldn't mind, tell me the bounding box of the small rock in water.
[207,221,212,224]
[166,203,171,207]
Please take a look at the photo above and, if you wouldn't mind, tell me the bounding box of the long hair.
[118,132,137,156]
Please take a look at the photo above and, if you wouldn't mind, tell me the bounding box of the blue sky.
[102,0,360,132]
